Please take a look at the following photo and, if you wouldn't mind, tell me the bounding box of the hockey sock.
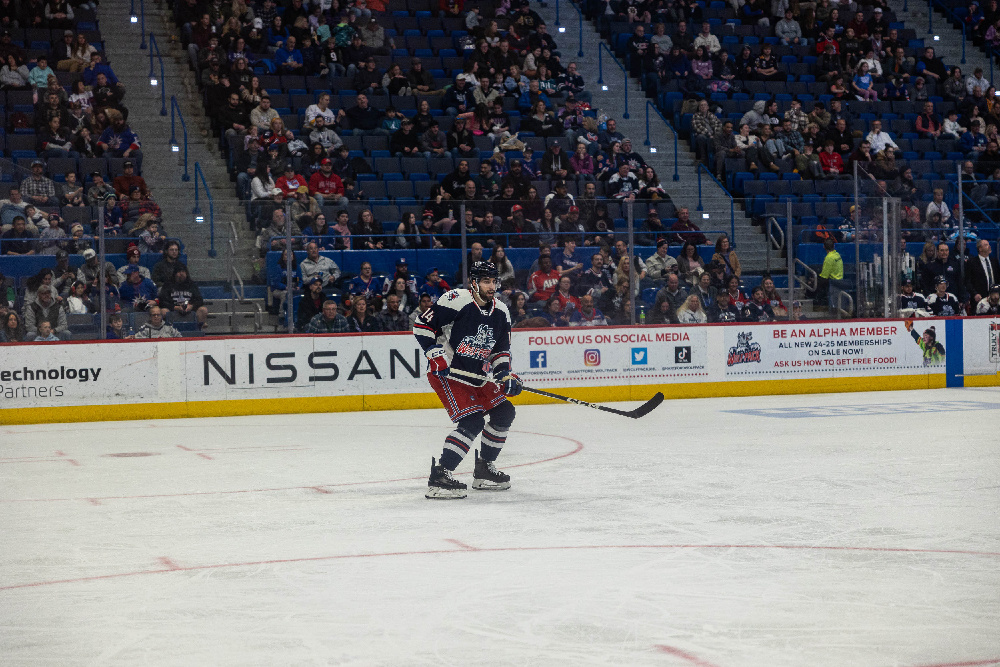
[480,422,508,462]
[441,412,486,471]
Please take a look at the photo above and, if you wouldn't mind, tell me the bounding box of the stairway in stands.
[100,0,265,333]
[530,0,771,272]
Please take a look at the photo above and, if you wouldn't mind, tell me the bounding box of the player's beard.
[471,282,495,307]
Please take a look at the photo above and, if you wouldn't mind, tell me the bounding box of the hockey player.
[413,261,523,499]
[898,278,930,317]
[926,275,961,316]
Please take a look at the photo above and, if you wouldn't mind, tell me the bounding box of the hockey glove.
[426,346,449,378]
[493,364,522,397]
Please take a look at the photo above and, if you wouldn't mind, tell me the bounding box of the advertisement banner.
[722,321,948,380]
[960,317,1000,380]
[515,326,710,387]
[0,343,158,407]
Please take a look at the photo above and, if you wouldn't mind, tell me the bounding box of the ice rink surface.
[2,387,999,667]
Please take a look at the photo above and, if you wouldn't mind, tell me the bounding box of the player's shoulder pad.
[437,288,473,311]
[493,298,512,324]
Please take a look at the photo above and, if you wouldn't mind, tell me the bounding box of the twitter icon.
[631,347,648,365]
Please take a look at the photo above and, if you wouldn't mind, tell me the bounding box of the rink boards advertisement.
[0,317,996,424]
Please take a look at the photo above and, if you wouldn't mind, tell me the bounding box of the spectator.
[158,265,207,329]
[348,294,381,332]
[925,188,951,228]
[116,246,151,283]
[24,285,69,340]
[976,283,1000,314]
[444,77,475,116]
[378,293,410,331]
[409,292,434,328]
[30,319,60,341]
[569,293,607,326]
[608,162,640,199]
[705,289,738,322]
[304,298,350,333]
[598,275,633,325]
[250,96,279,132]
[671,207,708,245]
[917,47,949,83]
[742,286,775,321]
[390,118,421,157]
[540,294,571,327]
[447,117,476,158]
[776,10,803,45]
[420,268,451,302]
[691,99,721,166]
[754,43,782,81]
[653,273,687,322]
[675,294,708,323]
[527,254,560,302]
[1,216,35,255]
[0,311,24,342]
[151,241,187,286]
[819,140,845,176]
[296,277,328,331]
[133,306,182,338]
[299,242,341,288]
[645,239,679,284]
[420,119,448,159]
[98,110,142,164]
[353,56,381,95]
[677,241,706,286]
[118,265,158,309]
[338,93,386,136]
[19,160,58,207]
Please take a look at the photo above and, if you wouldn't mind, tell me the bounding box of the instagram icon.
[583,349,601,366]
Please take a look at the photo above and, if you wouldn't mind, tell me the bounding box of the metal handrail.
[597,43,629,119]
[794,258,818,291]
[147,33,167,116]
[130,0,146,48]
[193,162,216,257]
[836,290,854,319]
[696,163,736,242]
[169,96,190,181]
[564,0,585,58]
[768,217,785,251]
[644,101,679,182]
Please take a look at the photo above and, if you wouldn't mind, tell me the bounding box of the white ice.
[1,387,999,667]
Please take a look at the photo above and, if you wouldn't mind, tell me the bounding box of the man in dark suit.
[966,239,1000,305]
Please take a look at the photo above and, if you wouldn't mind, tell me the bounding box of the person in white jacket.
[693,22,721,55]
[865,120,898,154]
[134,306,182,339]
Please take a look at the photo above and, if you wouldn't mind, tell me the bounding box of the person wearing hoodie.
[134,306,183,338]
[158,265,208,329]
[739,100,767,130]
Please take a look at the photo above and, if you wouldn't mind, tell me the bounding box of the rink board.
[0,317,996,425]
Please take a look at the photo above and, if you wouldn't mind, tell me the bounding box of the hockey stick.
[520,386,665,419]
[446,368,665,419]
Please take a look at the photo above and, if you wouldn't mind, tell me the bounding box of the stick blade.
[627,392,665,419]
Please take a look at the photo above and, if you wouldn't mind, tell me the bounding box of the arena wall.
[1,318,997,425]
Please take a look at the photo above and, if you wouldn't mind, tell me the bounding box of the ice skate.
[472,450,511,491]
[426,458,468,499]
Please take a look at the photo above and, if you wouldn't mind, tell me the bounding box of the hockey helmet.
[469,261,499,282]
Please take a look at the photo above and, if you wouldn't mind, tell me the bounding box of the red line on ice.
[1,543,998,592]
[654,645,723,667]
[0,430,583,504]
[445,539,479,551]
[157,557,181,571]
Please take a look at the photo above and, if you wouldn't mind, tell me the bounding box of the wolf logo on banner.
[727,331,762,367]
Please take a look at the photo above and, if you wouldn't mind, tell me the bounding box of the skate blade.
[471,478,511,491]
[425,486,468,499]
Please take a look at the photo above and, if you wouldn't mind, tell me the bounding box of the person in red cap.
[502,204,535,248]
[116,244,151,282]
[308,158,348,207]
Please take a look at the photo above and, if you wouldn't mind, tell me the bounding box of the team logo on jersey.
[727,331,762,367]
[530,350,547,368]
[631,348,648,365]
[455,324,495,361]
[583,349,601,366]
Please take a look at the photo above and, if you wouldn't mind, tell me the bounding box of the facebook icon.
[530,350,547,368]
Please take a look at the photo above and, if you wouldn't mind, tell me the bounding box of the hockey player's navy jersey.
[926,291,960,316]
[899,292,928,311]
[413,289,512,387]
